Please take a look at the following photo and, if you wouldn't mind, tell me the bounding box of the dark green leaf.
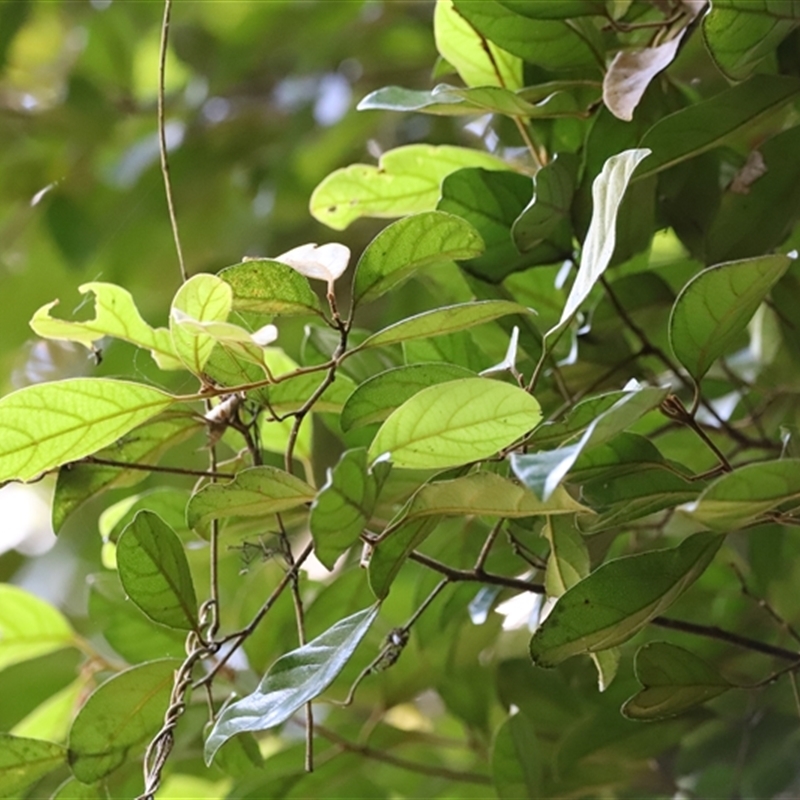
[68,659,179,783]
[204,606,380,764]
[498,0,606,18]
[669,254,792,382]
[220,260,323,317]
[529,533,723,667]
[116,511,199,631]
[491,713,541,799]
[0,733,66,798]
[622,642,733,720]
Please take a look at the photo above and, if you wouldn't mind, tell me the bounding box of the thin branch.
[474,520,503,573]
[81,456,234,479]
[158,0,187,283]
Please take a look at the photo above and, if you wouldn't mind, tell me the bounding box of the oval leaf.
[0,734,66,797]
[204,605,380,765]
[359,300,530,351]
[0,585,74,671]
[116,510,199,631]
[622,642,733,721]
[682,458,800,531]
[186,466,315,531]
[669,253,792,382]
[353,211,484,306]
[368,377,542,469]
[0,379,175,482]
[309,144,509,230]
[220,259,322,316]
[67,658,179,783]
[529,533,723,667]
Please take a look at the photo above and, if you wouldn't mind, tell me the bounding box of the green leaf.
[491,713,541,799]
[67,658,179,783]
[170,273,232,375]
[353,211,484,306]
[220,260,323,317]
[51,777,109,799]
[204,605,380,765]
[0,733,66,798]
[0,379,175,482]
[498,0,606,18]
[510,385,668,500]
[52,413,200,534]
[637,75,800,180]
[549,148,651,340]
[682,459,800,531]
[29,282,181,370]
[433,0,522,90]
[116,511,199,631]
[529,533,723,667]
[11,678,85,743]
[359,300,530,351]
[669,254,792,382]
[310,448,390,570]
[622,642,733,720]
[0,585,74,671]
[267,370,356,415]
[341,363,475,432]
[543,514,589,597]
[368,377,542,469]
[453,0,602,71]
[438,168,571,281]
[569,432,668,483]
[186,466,315,531]
[590,649,620,693]
[309,144,509,230]
[405,472,588,521]
[703,0,800,81]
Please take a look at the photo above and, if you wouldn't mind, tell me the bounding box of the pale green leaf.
[0,585,74,671]
[405,472,588,521]
[51,777,109,799]
[368,377,542,469]
[434,0,522,90]
[204,606,380,765]
[353,211,484,306]
[529,533,723,667]
[67,658,179,783]
[359,300,530,351]
[309,144,509,230]
[543,514,589,598]
[622,642,733,720]
[186,466,315,531]
[220,259,323,316]
[0,734,66,798]
[29,282,181,370]
[116,511,199,631]
[682,459,800,531]
[590,648,620,693]
[341,363,475,432]
[549,149,651,339]
[170,274,232,375]
[0,378,175,482]
[637,75,800,180]
[310,449,390,571]
[669,254,792,382]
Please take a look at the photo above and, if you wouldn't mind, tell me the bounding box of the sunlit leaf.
[170,274,232,375]
[353,211,483,306]
[341,363,475,432]
[186,466,315,531]
[116,510,199,631]
[220,260,323,317]
[622,642,733,720]
[682,459,800,531]
[0,584,73,674]
[491,713,541,799]
[434,0,522,90]
[549,148,650,339]
[0,733,66,797]
[590,648,620,693]
[310,144,509,230]
[637,75,800,180]
[669,254,792,382]
[30,282,181,370]
[543,514,589,598]
[310,448,390,570]
[67,658,179,782]
[359,300,530,351]
[368,377,542,469]
[11,678,86,743]
[204,605,380,765]
[703,0,800,81]
[0,379,175,482]
[529,533,723,667]
[51,777,109,799]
